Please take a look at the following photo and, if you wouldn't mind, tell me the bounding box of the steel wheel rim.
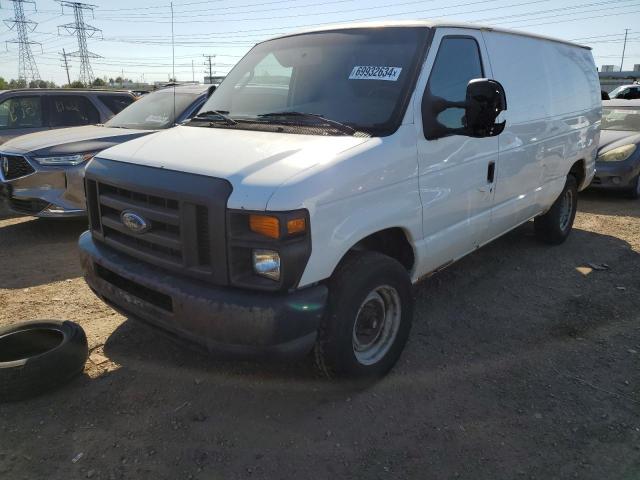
[352,285,401,366]
[559,188,574,231]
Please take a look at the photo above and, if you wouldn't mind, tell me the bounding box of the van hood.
[0,125,154,157]
[97,125,372,209]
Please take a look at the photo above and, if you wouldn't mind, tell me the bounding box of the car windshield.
[608,86,627,98]
[194,27,429,136]
[105,90,198,130]
[601,106,640,131]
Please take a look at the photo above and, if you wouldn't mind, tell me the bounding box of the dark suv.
[0,89,135,144]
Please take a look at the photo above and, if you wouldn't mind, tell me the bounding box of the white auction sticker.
[348,66,402,81]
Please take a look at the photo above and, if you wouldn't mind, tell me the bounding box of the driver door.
[414,28,499,273]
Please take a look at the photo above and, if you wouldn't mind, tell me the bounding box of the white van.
[79,21,601,378]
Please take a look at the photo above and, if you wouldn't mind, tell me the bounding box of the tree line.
[0,76,135,89]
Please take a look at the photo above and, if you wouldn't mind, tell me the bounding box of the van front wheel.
[314,251,414,379]
[534,175,578,245]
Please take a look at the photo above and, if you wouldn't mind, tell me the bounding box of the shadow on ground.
[579,189,640,217]
[1,206,640,479]
[0,216,88,288]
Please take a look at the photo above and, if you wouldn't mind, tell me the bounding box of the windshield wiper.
[257,111,356,136]
[192,110,237,126]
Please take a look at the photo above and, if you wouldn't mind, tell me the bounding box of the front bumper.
[0,155,86,217]
[590,160,640,190]
[79,231,328,358]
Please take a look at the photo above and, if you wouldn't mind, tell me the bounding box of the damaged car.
[0,84,214,217]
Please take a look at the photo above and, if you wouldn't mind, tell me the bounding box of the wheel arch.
[330,227,416,279]
[569,158,587,190]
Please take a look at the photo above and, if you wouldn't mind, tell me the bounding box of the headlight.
[34,152,97,166]
[252,249,281,281]
[597,144,636,162]
[227,209,311,291]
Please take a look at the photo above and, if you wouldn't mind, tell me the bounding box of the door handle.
[487,161,496,183]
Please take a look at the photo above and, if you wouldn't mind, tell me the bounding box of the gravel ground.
[0,190,639,480]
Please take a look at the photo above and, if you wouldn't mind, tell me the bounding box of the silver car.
[0,84,213,217]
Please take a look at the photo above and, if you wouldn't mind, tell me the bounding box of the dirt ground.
[0,191,639,480]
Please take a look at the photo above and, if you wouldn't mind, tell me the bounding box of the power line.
[57,1,102,84]
[4,0,41,83]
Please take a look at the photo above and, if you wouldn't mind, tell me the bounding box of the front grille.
[86,178,217,282]
[9,196,49,214]
[84,158,232,286]
[1,155,35,180]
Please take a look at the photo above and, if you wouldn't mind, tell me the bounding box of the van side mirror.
[422,78,507,140]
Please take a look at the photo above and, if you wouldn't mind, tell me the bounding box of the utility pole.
[57,1,102,85]
[203,54,216,83]
[61,48,71,85]
[620,28,629,72]
[171,2,175,83]
[5,0,41,84]
[192,60,194,82]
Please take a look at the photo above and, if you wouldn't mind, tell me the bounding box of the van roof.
[267,20,590,50]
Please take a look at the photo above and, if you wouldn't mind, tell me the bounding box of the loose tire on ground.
[314,251,414,379]
[0,320,88,402]
[534,175,578,245]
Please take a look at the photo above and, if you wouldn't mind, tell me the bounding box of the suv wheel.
[534,175,578,245]
[628,174,640,200]
[314,251,414,379]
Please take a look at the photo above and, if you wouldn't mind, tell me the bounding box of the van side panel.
[482,32,600,238]
[267,125,423,288]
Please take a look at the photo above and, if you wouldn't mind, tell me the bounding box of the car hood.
[97,125,372,209]
[598,130,640,154]
[0,125,155,157]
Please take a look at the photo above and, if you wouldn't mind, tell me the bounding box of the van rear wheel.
[534,175,578,245]
[314,251,414,379]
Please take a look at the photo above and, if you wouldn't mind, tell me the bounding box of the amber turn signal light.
[286,218,306,235]
[249,215,280,239]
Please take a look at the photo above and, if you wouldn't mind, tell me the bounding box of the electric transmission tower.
[4,0,41,84]
[57,1,101,85]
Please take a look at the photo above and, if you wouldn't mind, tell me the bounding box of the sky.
[0,0,639,85]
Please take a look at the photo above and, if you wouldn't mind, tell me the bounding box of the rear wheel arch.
[569,159,586,190]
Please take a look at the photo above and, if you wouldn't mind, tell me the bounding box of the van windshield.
[194,27,429,136]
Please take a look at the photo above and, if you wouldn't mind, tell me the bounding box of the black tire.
[534,175,578,245]
[0,320,88,402]
[314,251,414,379]
[628,174,640,200]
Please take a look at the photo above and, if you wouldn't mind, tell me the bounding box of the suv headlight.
[597,144,636,162]
[33,152,97,166]
[227,209,311,291]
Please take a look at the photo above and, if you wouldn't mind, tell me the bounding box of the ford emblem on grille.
[120,210,151,234]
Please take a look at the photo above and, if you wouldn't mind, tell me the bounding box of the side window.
[99,95,134,114]
[425,37,483,130]
[0,96,43,130]
[48,96,100,127]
